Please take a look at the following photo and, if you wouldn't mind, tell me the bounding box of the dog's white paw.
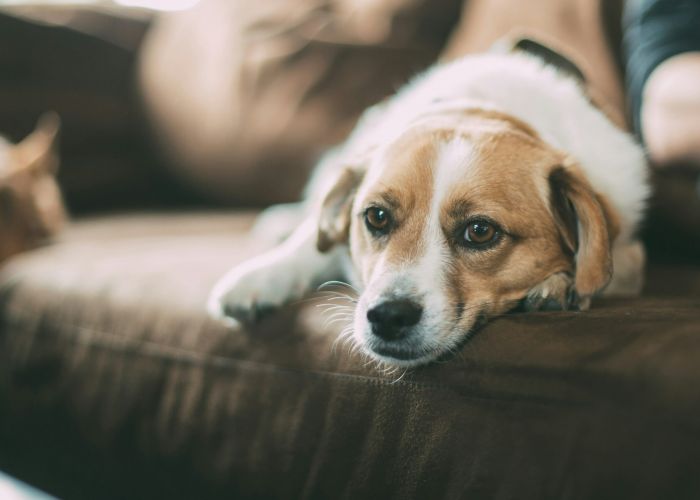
[207,257,308,326]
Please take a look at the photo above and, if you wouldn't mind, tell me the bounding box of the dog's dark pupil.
[366,207,389,230]
[371,208,386,226]
[469,223,491,241]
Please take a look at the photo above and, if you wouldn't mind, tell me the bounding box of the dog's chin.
[365,343,441,368]
[365,344,441,368]
[358,321,482,368]
[350,312,476,367]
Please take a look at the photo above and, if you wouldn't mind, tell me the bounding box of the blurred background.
[0,0,461,214]
[1,0,200,215]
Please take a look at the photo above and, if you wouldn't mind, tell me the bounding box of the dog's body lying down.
[208,50,648,367]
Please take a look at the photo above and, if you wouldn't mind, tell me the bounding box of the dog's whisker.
[289,291,347,306]
[321,293,357,301]
[323,319,351,331]
[389,369,409,384]
[338,328,354,339]
[318,307,353,321]
[324,313,354,324]
[339,339,354,356]
[289,289,359,309]
[322,309,354,321]
[351,342,364,356]
[325,317,353,329]
[319,304,354,315]
[328,313,353,321]
[326,294,357,303]
[332,323,354,346]
[335,335,352,350]
[319,300,356,313]
[381,364,396,376]
[317,290,356,300]
[364,355,378,370]
[317,280,359,294]
[319,308,349,319]
[331,330,351,354]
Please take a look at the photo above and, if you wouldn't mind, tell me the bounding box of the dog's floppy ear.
[549,163,619,307]
[316,167,364,253]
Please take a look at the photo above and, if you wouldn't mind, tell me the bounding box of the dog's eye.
[365,206,391,234]
[463,219,499,248]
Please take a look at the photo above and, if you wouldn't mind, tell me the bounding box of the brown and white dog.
[208,48,648,367]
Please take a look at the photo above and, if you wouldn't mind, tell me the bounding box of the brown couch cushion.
[1,212,700,499]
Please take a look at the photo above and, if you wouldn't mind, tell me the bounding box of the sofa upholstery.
[1,212,700,499]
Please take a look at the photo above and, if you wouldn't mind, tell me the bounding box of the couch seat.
[1,212,699,499]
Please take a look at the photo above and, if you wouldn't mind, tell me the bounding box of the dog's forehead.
[355,129,439,210]
[440,131,561,208]
[358,124,559,211]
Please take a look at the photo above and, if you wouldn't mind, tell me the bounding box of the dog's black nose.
[367,300,422,340]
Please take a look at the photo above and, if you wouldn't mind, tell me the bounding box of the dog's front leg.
[207,215,346,325]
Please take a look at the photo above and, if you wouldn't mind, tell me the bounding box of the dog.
[207,45,648,367]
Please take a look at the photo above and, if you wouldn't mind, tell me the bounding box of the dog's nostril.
[367,300,423,339]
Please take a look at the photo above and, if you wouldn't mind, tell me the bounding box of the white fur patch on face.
[416,138,475,288]
[411,139,473,290]
[409,138,475,324]
[432,138,476,203]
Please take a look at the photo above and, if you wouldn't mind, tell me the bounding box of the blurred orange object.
[0,113,67,263]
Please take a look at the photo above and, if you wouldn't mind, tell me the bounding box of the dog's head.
[316,109,618,366]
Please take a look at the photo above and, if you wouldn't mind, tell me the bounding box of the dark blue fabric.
[624,0,700,138]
